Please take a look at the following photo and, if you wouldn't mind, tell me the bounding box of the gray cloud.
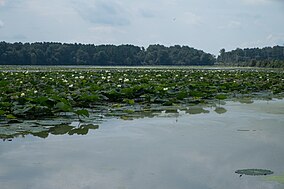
[73,0,130,26]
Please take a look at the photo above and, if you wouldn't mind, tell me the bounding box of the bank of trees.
[0,42,215,66]
[217,46,284,68]
[1,42,284,68]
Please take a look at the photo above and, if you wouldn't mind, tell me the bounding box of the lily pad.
[214,107,227,114]
[235,169,273,176]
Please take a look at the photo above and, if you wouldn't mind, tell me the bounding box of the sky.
[0,0,284,55]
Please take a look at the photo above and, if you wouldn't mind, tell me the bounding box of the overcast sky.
[0,0,283,55]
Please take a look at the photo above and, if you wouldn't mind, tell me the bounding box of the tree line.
[217,46,284,68]
[0,42,215,66]
[1,41,284,67]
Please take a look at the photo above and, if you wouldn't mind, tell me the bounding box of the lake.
[0,99,283,189]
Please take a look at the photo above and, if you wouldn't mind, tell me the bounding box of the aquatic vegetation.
[235,169,274,176]
[0,66,283,139]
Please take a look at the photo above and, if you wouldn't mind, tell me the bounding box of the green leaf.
[216,94,227,100]
[123,99,135,105]
[55,102,72,112]
[6,114,17,119]
[73,109,89,117]
[0,110,5,115]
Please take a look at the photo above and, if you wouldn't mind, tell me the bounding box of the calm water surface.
[0,99,284,189]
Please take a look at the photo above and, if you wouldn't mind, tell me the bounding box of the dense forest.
[1,42,284,67]
[0,42,215,66]
[217,46,284,68]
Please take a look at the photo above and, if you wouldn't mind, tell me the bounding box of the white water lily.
[20,93,25,97]
[163,87,168,91]
[34,90,38,94]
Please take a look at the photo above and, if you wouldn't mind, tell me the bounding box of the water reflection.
[1,123,99,141]
[2,97,283,141]
[1,103,229,140]
[0,99,284,189]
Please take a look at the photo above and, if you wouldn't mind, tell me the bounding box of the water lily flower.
[34,90,38,94]
[163,87,168,91]
[69,84,73,88]
[20,93,25,97]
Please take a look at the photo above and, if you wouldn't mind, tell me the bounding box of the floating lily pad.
[235,169,273,176]
[214,107,227,114]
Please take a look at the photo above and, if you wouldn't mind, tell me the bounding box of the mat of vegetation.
[0,66,283,140]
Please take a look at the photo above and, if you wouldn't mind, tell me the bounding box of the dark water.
[0,100,284,189]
